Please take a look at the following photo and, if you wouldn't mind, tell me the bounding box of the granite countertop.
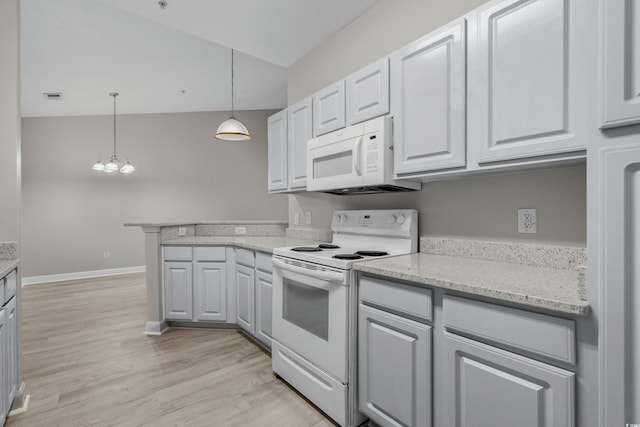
[162,236,324,254]
[125,220,288,228]
[0,260,19,279]
[354,253,588,316]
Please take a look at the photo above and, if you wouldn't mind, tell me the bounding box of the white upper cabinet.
[601,0,640,128]
[391,19,467,176]
[313,81,346,137]
[288,98,312,190]
[346,58,390,126]
[267,110,288,192]
[470,0,587,163]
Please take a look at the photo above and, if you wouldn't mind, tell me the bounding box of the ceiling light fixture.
[92,93,135,174]
[215,49,251,141]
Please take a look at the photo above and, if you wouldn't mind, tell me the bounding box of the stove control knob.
[387,214,397,224]
[396,214,406,225]
[339,214,348,223]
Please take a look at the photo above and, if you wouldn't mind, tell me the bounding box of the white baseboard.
[22,266,146,286]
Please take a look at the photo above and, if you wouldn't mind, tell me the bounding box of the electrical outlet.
[178,227,186,236]
[235,226,247,235]
[103,251,110,259]
[518,208,537,233]
[294,212,300,226]
[305,211,312,225]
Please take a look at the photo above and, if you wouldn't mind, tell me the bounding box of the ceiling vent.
[43,92,63,101]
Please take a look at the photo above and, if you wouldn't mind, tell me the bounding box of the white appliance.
[271,209,418,427]
[306,116,421,195]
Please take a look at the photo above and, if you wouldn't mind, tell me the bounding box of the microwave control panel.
[364,133,381,176]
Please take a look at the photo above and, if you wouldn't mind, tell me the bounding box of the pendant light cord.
[111,92,118,156]
[231,49,235,118]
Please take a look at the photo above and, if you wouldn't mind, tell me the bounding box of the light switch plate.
[235,226,247,235]
[305,211,312,225]
[178,227,186,236]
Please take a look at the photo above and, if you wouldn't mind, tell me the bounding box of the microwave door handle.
[273,258,345,284]
[353,136,363,176]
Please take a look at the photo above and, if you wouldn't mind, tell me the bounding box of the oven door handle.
[272,258,346,284]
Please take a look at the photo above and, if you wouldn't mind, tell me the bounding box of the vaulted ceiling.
[21,0,381,117]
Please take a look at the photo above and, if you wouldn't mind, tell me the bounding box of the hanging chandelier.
[215,49,251,141]
[92,92,135,174]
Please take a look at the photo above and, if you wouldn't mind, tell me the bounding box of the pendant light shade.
[215,117,251,141]
[92,92,135,174]
[215,49,251,141]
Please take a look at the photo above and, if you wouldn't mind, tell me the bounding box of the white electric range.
[271,209,418,427]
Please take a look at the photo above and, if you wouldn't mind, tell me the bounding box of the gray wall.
[22,110,288,277]
[0,0,21,243]
[288,0,489,104]
[286,0,586,246]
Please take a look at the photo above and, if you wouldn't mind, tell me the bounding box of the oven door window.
[282,277,329,341]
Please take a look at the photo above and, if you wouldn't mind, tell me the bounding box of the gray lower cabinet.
[163,246,228,323]
[444,332,574,427]
[163,261,193,320]
[442,295,576,427]
[5,296,18,410]
[235,249,256,335]
[194,262,226,322]
[359,305,431,427]
[358,276,433,427]
[0,270,19,423]
[254,270,273,348]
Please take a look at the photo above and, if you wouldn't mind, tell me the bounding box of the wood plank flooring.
[6,273,336,427]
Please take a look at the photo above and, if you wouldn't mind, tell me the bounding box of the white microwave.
[306,116,421,195]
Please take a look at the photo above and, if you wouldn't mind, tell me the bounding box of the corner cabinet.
[163,246,229,323]
[601,0,640,128]
[469,0,587,163]
[358,276,432,427]
[391,19,467,176]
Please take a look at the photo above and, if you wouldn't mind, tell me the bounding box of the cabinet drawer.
[195,246,226,262]
[164,246,193,261]
[4,270,16,302]
[255,252,273,273]
[235,248,255,267]
[443,295,576,365]
[359,276,432,323]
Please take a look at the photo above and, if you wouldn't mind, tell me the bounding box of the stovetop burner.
[318,243,340,249]
[291,246,323,252]
[333,254,364,260]
[354,250,389,257]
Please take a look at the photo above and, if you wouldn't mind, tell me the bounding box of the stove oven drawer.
[360,276,432,323]
[272,340,347,426]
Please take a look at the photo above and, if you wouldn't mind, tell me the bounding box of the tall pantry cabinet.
[596,0,640,425]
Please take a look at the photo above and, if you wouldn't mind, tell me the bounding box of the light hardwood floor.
[6,273,336,427]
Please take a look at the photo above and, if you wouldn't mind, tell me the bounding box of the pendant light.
[215,49,251,141]
[92,92,135,174]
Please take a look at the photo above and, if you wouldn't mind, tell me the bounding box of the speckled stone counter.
[355,238,588,316]
[0,260,19,280]
[162,235,325,254]
[0,242,19,279]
